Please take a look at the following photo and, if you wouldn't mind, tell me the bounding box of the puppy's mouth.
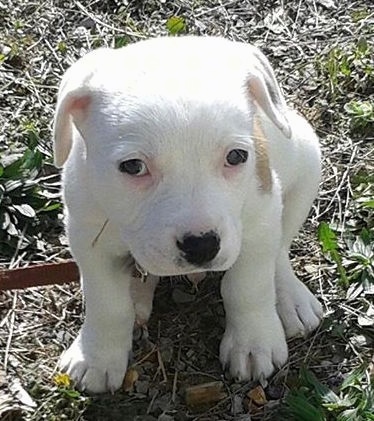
[129,253,231,279]
[133,259,210,285]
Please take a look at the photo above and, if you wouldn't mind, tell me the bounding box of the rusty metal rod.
[0,260,80,290]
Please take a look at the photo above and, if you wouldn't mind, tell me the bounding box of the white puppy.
[54,36,323,393]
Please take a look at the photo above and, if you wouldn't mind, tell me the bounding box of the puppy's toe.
[296,298,323,332]
[219,316,288,382]
[79,366,125,394]
[80,367,108,394]
[277,281,323,339]
[281,309,306,338]
[59,334,129,394]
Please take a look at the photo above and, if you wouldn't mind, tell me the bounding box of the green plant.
[318,223,374,291]
[0,145,61,257]
[351,9,371,23]
[318,222,348,287]
[114,35,129,48]
[317,39,373,101]
[344,100,374,134]
[53,373,82,399]
[166,16,186,35]
[57,40,67,54]
[344,229,374,294]
[284,365,374,420]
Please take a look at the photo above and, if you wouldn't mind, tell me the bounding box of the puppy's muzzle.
[177,231,220,266]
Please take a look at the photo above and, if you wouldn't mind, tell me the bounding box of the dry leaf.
[247,385,267,406]
[123,368,139,392]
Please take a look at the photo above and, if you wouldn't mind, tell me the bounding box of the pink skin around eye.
[223,164,243,180]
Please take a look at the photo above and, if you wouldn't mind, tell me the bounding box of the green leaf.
[3,157,23,178]
[57,41,67,54]
[341,363,368,390]
[362,200,374,208]
[166,16,186,35]
[0,211,11,229]
[39,202,61,213]
[357,37,368,54]
[114,36,129,48]
[285,393,326,421]
[337,408,358,421]
[4,179,23,192]
[12,204,36,218]
[7,221,18,236]
[300,367,340,404]
[22,149,43,171]
[318,222,349,286]
[61,388,81,399]
[318,222,338,253]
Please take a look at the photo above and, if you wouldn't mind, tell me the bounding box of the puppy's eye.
[225,149,248,166]
[118,159,148,176]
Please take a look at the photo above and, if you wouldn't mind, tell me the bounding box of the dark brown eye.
[118,159,148,176]
[226,149,248,166]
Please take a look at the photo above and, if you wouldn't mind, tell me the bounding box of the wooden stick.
[185,381,227,408]
[0,260,80,290]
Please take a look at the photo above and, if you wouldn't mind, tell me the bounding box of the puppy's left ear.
[246,49,291,138]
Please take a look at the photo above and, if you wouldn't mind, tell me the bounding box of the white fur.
[54,36,323,393]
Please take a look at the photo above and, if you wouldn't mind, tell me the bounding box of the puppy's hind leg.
[276,183,323,339]
[131,275,159,327]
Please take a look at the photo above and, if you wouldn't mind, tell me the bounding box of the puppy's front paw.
[59,331,130,394]
[277,279,323,339]
[219,316,288,381]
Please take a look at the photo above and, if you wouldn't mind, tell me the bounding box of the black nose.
[177,231,220,266]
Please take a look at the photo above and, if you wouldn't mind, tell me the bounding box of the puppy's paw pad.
[277,281,323,339]
[219,323,288,381]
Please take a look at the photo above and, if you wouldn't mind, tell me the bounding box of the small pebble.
[266,384,284,400]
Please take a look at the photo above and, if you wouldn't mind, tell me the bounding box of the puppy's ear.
[246,49,291,138]
[53,48,112,168]
[53,89,91,167]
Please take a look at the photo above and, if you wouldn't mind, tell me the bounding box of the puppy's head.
[53,38,290,276]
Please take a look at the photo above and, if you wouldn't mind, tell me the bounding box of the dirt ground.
[0,1,373,420]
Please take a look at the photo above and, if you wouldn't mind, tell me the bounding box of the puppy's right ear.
[53,88,92,168]
[53,48,113,168]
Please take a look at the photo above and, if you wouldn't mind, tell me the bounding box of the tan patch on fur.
[253,117,272,192]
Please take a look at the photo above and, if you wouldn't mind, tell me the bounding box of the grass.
[284,364,374,420]
[0,0,373,420]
